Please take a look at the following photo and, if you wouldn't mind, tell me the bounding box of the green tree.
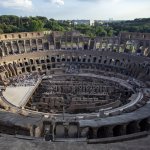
[29,20,44,31]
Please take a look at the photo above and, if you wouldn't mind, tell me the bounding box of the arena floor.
[3,86,35,107]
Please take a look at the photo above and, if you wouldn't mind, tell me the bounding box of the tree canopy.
[0,15,150,37]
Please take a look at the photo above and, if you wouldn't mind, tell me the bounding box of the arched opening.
[103,60,107,64]
[55,125,64,138]
[67,58,70,62]
[22,68,25,73]
[18,34,21,38]
[56,42,61,49]
[25,62,28,66]
[62,58,66,62]
[42,65,46,70]
[32,66,36,71]
[30,59,34,65]
[0,48,3,57]
[68,124,78,138]
[84,43,88,50]
[44,42,49,50]
[19,63,23,67]
[8,64,16,76]
[52,64,56,68]
[93,57,97,63]
[5,72,9,78]
[126,121,139,134]
[115,60,120,66]
[97,126,109,138]
[47,65,51,70]
[139,119,149,132]
[46,59,50,63]
[26,67,31,72]
[51,57,55,62]
[72,57,76,62]
[113,125,125,137]
[41,60,45,64]
[37,39,42,45]
[80,128,89,138]
[87,127,93,139]
[82,58,86,63]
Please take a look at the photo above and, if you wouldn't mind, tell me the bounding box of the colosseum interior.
[0,31,150,146]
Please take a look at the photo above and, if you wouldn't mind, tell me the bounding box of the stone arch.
[146,68,150,75]
[55,124,65,138]
[42,64,46,70]
[68,124,78,138]
[19,63,23,67]
[26,67,31,72]
[103,60,107,64]
[12,62,18,75]
[22,68,25,73]
[87,127,93,139]
[4,47,8,56]
[0,47,3,57]
[80,127,89,138]
[72,56,76,62]
[115,59,120,66]
[126,121,140,134]
[37,39,42,45]
[46,59,50,63]
[8,63,16,76]
[139,118,149,132]
[24,61,29,66]
[98,56,102,63]
[41,59,45,64]
[51,57,56,62]
[0,74,2,80]
[47,65,51,70]
[7,68,12,77]
[67,56,71,62]
[78,56,81,62]
[84,43,88,50]
[30,59,34,65]
[93,57,97,63]
[113,125,125,137]
[97,126,109,138]
[31,39,36,45]
[32,66,36,71]
[43,42,49,50]
[5,72,9,78]
[82,57,86,63]
[62,58,66,62]
[12,41,19,54]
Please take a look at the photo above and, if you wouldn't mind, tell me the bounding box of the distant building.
[94,20,104,26]
[57,20,91,25]
[72,20,91,25]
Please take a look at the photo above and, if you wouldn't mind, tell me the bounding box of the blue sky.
[0,0,150,20]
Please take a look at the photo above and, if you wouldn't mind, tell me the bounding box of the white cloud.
[54,0,64,6]
[46,0,64,6]
[0,0,32,10]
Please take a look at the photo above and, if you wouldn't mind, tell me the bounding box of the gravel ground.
[0,134,150,150]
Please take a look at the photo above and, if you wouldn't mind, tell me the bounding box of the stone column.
[1,47,5,57]
[23,40,27,53]
[10,41,14,54]
[106,126,113,137]
[30,125,35,137]
[35,125,43,138]
[16,41,21,54]
[77,37,80,50]
[93,128,98,138]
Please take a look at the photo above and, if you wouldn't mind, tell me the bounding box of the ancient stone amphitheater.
[0,31,150,145]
